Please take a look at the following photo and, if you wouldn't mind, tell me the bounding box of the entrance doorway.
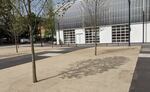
[76,33,83,44]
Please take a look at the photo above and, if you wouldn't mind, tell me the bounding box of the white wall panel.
[56,30,64,44]
[56,23,149,44]
[131,24,143,43]
[146,23,150,42]
[75,28,85,44]
[100,26,112,43]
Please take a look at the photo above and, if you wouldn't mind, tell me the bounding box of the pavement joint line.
[38,53,63,57]
[141,49,150,52]
[139,53,150,58]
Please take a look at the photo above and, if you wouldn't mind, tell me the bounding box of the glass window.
[112,25,129,43]
[64,30,75,44]
[85,28,99,43]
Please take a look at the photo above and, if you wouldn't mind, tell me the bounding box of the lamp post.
[143,0,148,43]
[145,0,147,43]
[128,0,131,46]
[142,0,145,43]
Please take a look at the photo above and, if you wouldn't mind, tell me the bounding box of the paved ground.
[0,46,140,92]
[129,44,150,92]
[2,43,150,92]
[0,46,89,70]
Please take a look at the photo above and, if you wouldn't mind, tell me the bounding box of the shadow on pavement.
[0,46,89,70]
[38,56,128,82]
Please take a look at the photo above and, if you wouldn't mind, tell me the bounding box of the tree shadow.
[60,56,128,79]
[38,56,128,82]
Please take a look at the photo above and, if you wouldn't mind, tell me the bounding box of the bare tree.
[10,0,52,83]
[80,0,108,55]
[0,0,21,53]
[11,0,28,53]
[10,0,76,83]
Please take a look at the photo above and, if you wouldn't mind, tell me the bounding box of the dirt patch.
[60,56,129,79]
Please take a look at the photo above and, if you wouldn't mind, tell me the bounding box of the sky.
[53,0,74,4]
[53,0,62,4]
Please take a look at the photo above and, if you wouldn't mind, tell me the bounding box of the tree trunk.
[17,33,19,48]
[94,0,98,56]
[14,33,18,53]
[40,29,43,47]
[28,0,37,83]
[52,30,54,48]
[94,28,97,56]
[29,25,37,83]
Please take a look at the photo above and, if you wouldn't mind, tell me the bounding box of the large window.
[64,30,75,44]
[112,25,129,43]
[85,28,99,43]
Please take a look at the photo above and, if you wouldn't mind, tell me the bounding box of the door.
[76,33,83,44]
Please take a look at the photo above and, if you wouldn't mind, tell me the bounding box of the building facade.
[56,0,150,44]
